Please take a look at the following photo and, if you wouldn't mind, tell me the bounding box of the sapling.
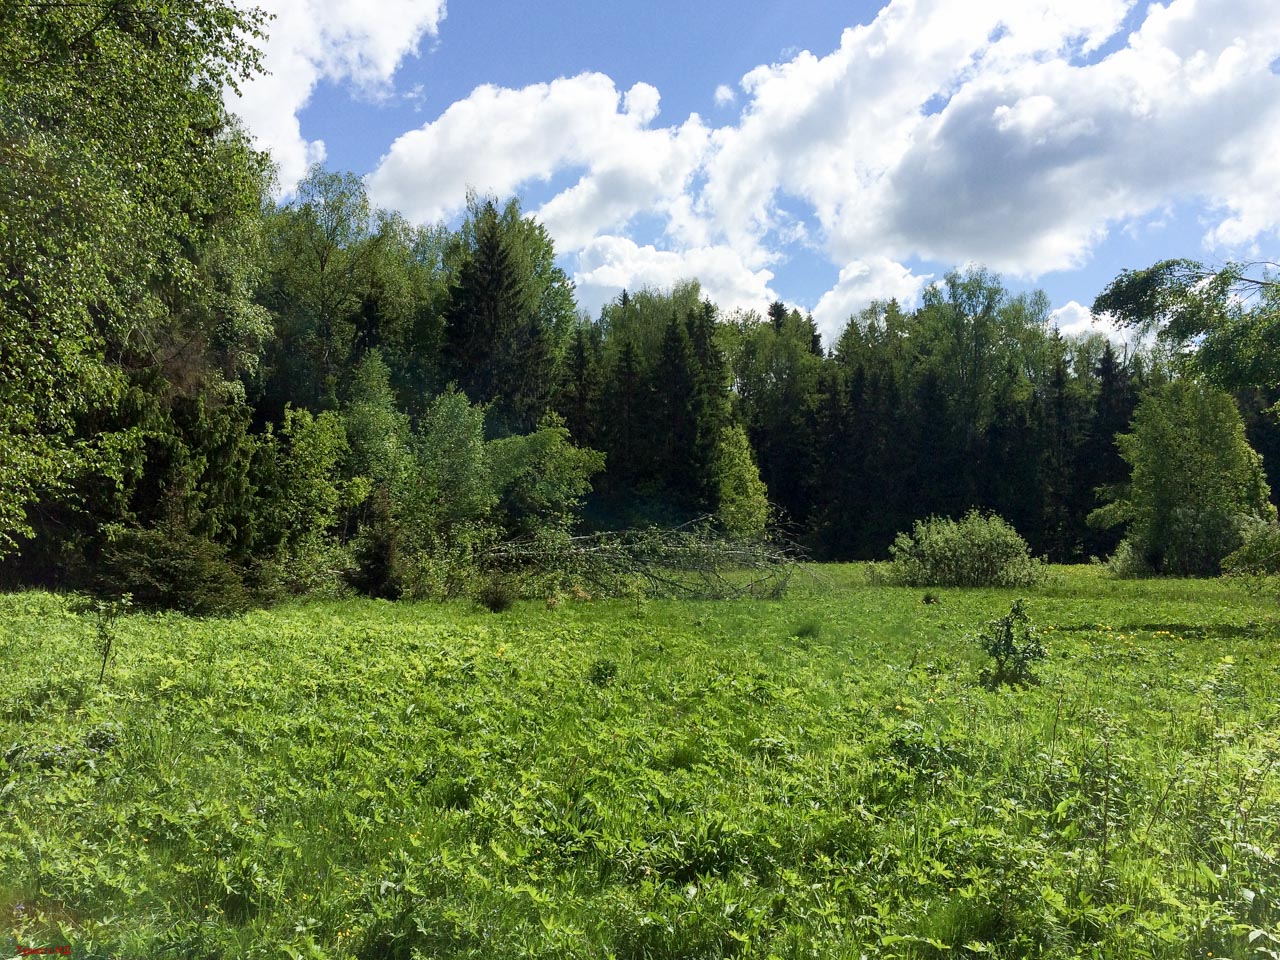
[72,594,133,684]
[976,598,1045,688]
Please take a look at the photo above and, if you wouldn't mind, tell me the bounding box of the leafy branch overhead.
[1092,259,1280,393]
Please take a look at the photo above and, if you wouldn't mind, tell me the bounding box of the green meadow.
[2,567,1278,958]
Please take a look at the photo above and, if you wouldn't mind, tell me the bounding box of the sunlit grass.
[2,569,1277,958]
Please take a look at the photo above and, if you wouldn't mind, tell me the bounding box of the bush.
[1106,537,1155,579]
[1222,517,1280,576]
[884,511,1043,588]
[347,486,405,600]
[1089,381,1275,577]
[476,576,516,613]
[97,524,250,616]
[246,537,353,602]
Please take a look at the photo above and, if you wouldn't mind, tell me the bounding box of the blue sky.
[228,0,1280,342]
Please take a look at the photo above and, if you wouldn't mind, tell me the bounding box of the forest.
[5,1,1280,614]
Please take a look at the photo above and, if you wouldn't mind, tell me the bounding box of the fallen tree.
[478,519,803,600]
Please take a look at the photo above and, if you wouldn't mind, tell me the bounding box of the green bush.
[1106,537,1155,579]
[97,524,250,616]
[885,511,1044,588]
[1222,517,1280,576]
[1089,381,1275,577]
[347,486,405,600]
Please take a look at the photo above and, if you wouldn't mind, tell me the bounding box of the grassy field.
[2,566,1278,959]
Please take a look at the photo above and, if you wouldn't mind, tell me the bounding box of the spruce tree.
[651,316,700,502]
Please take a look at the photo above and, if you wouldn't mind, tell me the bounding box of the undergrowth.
[1,569,1277,958]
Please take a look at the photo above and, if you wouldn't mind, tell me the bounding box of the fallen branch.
[479,519,805,600]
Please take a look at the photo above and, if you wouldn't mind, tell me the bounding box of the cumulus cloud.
[368,74,710,250]
[810,258,931,341]
[698,0,1280,275]
[349,0,1280,335]
[1050,300,1147,348]
[573,235,777,318]
[227,0,446,194]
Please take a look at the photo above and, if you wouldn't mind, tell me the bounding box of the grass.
[1,566,1278,958]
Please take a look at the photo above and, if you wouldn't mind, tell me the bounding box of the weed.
[1,573,1276,957]
[976,598,1046,688]
[587,657,618,687]
[70,593,132,684]
[792,619,822,639]
[475,577,516,613]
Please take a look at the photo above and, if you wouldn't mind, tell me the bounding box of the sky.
[225,0,1280,344]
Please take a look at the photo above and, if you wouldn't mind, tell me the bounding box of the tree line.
[3,1,1277,606]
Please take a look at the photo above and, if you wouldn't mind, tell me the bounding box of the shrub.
[97,524,250,616]
[347,486,405,600]
[885,511,1044,588]
[1106,537,1155,579]
[1222,517,1280,576]
[246,537,353,601]
[976,598,1046,688]
[712,425,770,538]
[476,576,516,613]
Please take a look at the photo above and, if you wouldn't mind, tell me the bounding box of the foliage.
[443,195,575,435]
[1222,516,1280,577]
[246,537,353,601]
[587,657,618,687]
[475,575,516,613]
[404,388,495,540]
[342,350,412,488]
[885,511,1045,587]
[253,406,362,557]
[0,0,270,557]
[347,486,405,600]
[482,522,800,600]
[2,570,1278,957]
[68,594,133,685]
[730,300,825,527]
[260,167,374,409]
[712,425,770,537]
[95,524,250,617]
[1090,380,1276,576]
[917,267,1052,443]
[1093,259,1280,394]
[487,413,606,539]
[975,599,1046,688]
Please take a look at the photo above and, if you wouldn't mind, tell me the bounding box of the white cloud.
[1050,299,1146,348]
[1049,300,1099,337]
[227,0,446,194]
[346,0,1280,335]
[573,236,776,318]
[697,0,1280,274]
[810,258,931,341]
[368,74,710,251]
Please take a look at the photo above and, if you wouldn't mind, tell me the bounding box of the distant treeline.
[4,4,1278,605]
